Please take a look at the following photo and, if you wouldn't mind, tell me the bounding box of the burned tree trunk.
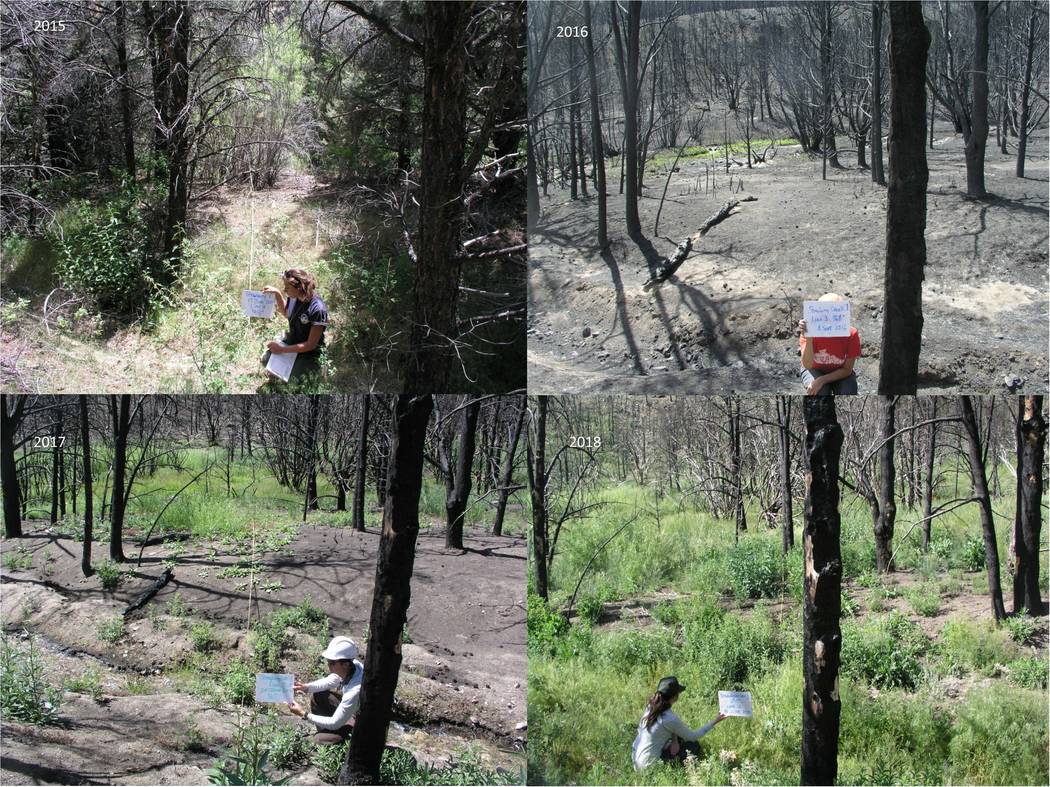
[878,2,930,394]
[50,407,64,525]
[80,395,94,577]
[730,399,747,537]
[875,396,897,572]
[870,1,886,186]
[493,399,526,536]
[340,394,434,785]
[921,398,937,550]
[610,0,641,235]
[304,395,321,517]
[1015,395,1045,615]
[800,396,843,786]
[445,398,481,550]
[528,396,550,600]
[352,394,371,532]
[960,396,1006,622]
[778,397,794,552]
[583,1,608,249]
[965,1,990,198]
[1,395,25,538]
[110,395,130,562]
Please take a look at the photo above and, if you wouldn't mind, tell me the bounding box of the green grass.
[97,617,126,644]
[528,470,1047,786]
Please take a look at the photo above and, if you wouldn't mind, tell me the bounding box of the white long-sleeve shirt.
[304,660,364,731]
[631,709,716,770]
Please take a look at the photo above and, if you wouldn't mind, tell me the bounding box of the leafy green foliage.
[527,593,568,657]
[97,617,126,643]
[1003,612,1040,645]
[64,667,104,702]
[1009,656,1048,690]
[4,546,32,570]
[904,583,940,617]
[841,612,928,690]
[223,658,256,706]
[937,618,1018,676]
[191,622,220,653]
[947,686,1049,785]
[95,560,124,591]
[53,184,168,315]
[961,536,985,572]
[1,635,62,724]
[724,539,787,600]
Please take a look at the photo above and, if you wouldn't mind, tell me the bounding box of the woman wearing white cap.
[286,636,364,744]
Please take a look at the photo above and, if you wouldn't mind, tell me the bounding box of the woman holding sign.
[260,268,329,382]
[631,676,727,770]
[286,636,364,744]
[798,293,861,396]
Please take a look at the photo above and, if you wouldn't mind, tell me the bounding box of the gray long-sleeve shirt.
[631,709,717,770]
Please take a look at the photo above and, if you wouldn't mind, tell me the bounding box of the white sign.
[803,300,851,337]
[255,673,294,703]
[241,290,276,319]
[718,690,753,718]
[265,344,297,382]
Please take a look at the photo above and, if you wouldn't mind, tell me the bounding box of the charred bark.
[878,3,929,394]
[875,396,897,572]
[445,398,481,550]
[800,396,843,786]
[340,394,434,785]
[352,395,371,532]
[80,395,94,577]
[959,396,1006,622]
[1,395,25,538]
[110,395,130,562]
[1015,395,1045,615]
[493,398,526,536]
[528,396,550,600]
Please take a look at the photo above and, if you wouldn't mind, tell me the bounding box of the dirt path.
[528,130,1049,394]
[1,174,360,394]
[1,523,526,784]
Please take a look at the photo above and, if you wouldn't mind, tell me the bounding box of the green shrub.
[53,185,168,315]
[904,584,940,617]
[64,667,104,702]
[527,593,568,657]
[265,719,312,769]
[95,560,124,591]
[1,636,62,724]
[841,612,927,689]
[686,611,784,690]
[97,617,126,643]
[938,617,1017,676]
[576,592,607,625]
[930,536,953,563]
[190,622,220,653]
[311,739,349,783]
[650,600,686,626]
[961,536,985,572]
[724,539,787,600]
[1003,612,1040,645]
[947,686,1050,785]
[1009,656,1048,690]
[594,627,676,669]
[4,546,32,570]
[223,658,255,706]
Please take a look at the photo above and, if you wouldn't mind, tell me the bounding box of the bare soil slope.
[0,524,526,784]
[528,131,1049,394]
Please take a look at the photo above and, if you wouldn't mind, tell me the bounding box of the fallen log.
[123,567,173,618]
[644,195,757,289]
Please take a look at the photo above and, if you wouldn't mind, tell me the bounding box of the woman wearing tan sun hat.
[286,636,364,744]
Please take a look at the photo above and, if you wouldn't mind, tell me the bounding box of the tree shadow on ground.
[599,246,645,376]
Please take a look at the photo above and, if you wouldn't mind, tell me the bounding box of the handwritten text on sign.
[718,690,753,718]
[241,290,276,319]
[255,673,294,703]
[803,300,851,338]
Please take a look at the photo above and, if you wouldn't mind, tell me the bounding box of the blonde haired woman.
[261,268,329,380]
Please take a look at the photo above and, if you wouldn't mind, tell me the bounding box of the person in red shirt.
[798,294,861,395]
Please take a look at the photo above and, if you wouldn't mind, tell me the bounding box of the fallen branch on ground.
[644,195,757,289]
[123,567,173,618]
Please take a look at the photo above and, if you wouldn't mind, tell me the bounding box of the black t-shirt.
[284,294,328,353]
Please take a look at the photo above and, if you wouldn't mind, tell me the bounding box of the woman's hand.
[807,377,824,396]
[715,712,728,724]
[293,681,307,693]
[798,319,808,336]
[287,701,306,718]
[267,341,285,354]
[261,286,281,295]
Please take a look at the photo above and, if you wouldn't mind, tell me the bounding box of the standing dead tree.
[800,396,843,786]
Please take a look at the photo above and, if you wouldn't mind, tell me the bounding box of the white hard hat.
[321,636,359,662]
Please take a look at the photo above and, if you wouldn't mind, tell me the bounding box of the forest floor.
[0,521,526,784]
[1,173,400,394]
[528,128,1049,395]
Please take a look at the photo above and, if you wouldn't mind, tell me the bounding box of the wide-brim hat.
[321,636,359,661]
[657,676,686,696]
